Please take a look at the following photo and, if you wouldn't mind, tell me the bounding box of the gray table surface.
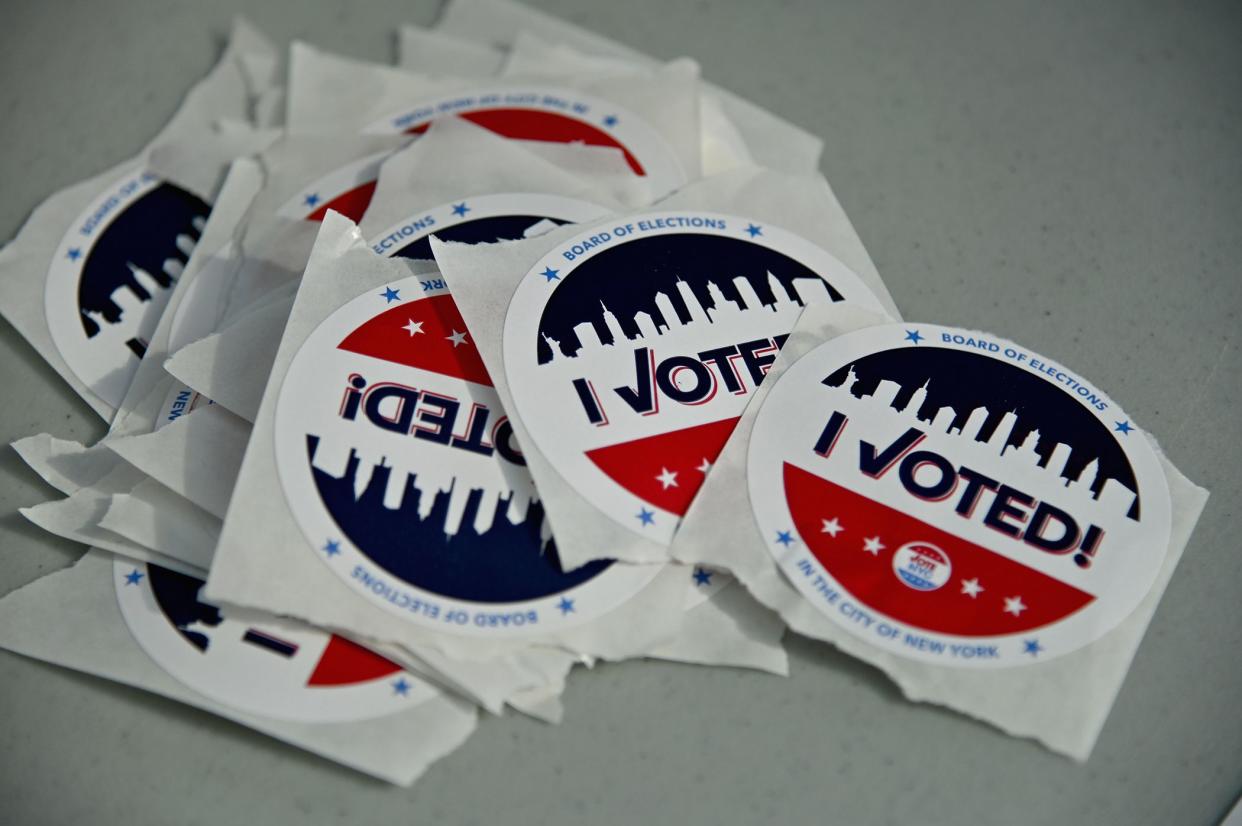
[1,1,1239,824]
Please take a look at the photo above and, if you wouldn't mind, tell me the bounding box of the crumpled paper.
[285,40,701,196]
[431,166,900,572]
[20,462,213,575]
[397,24,507,77]
[0,549,477,785]
[107,403,247,519]
[205,212,687,669]
[429,0,824,175]
[7,138,586,719]
[167,117,655,424]
[10,159,266,572]
[497,30,754,178]
[144,127,791,677]
[669,303,1210,760]
[154,131,409,419]
[0,19,278,419]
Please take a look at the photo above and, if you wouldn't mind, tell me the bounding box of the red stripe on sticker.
[306,180,377,224]
[306,635,402,686]
[406,109,645,175]
[586,417,739,515]
[337,294,492,386]
[783,462,1095,636]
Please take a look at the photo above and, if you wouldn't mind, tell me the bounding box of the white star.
[446,329,468,347]
[1003,596,1027,616]
[656,467,679,489]
[696,457,712,474]
[403,319,424,336]
[821,517,843,537]
[862,536,884,555]
[960,578,984,598]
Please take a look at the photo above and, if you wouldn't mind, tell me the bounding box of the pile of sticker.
[0,1,1209,785]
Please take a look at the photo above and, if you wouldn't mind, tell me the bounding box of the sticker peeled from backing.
[502,211,890,544]
[114,559,423,722]
[746,324,1173,667]
[361,86,686,194]
[46,168,210,409]
[273,277,659,637]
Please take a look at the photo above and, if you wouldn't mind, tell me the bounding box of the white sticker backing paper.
[285,41,700,198]
[432,167,900,570]
[0,550,476,785]
[670,304,1209,759]
[428,0,824,174]
[0,20,278,419]
[205,213,687,669]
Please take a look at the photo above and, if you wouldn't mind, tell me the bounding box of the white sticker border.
[746,322,1173,668]
[501,210,890,547]
[367,192,611,259]
[274,275,662,639]
[275,151,393,221]
[113,558,427,723]
[361,85,686,196]
[45,167,180,409]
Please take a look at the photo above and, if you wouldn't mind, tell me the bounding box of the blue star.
[380,286,401,303]
[636,508,655,526]
[322,539,341,557]
[451,202,470,217]
[124,569,144,585]
[1114,420,1133,435]
[1023,639,1043,656]
[557,596,575,615]
[905,330,924,345]
[693,567,713,587]
[603,115,619,128]
[303,193,320,208]
[392,677,411,696]
[66,247,81,261]
[744,223,763,238]
[541,266,560,282]
[776,530,795,547]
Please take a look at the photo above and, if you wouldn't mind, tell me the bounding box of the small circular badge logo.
[892,542,952,591]
[114,559,421,722]
[501,211,889,545]
[746,323,1173,667]
[363,86,686,196]
[273,276,659,637]
[45,168,210,409]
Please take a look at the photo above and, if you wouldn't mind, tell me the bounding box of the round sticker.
[502,211,889,545]
[273,276,660,637]
[368,193,609,261]
[362,86,686,195]
[114,559,424,722]
[46,168,210,409]
[746,323,1173,667]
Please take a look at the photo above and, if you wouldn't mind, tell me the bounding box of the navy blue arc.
[392,214,571,260]
[823,346,1140,518]
[78,182,209,341]
[534,233,845,363]
[148,565,221,652]
[307,436,612,603]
